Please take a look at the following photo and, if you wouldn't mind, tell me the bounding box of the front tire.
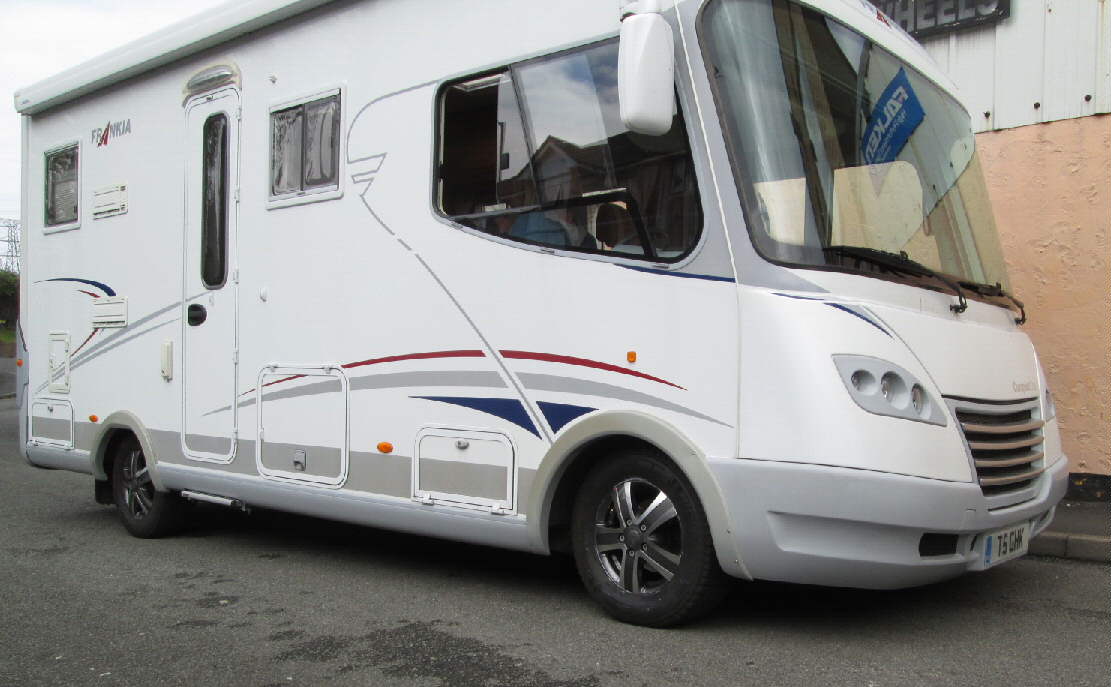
[112,436,184,538]
[570,449,728,626]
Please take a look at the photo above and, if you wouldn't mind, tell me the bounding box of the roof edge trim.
[13,0,336,116]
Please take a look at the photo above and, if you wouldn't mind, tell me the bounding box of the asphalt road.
[1,397,1108,687]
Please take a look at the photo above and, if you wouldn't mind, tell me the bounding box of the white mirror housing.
[618,10,676,136]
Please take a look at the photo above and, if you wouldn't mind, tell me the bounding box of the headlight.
[833,355,947,426]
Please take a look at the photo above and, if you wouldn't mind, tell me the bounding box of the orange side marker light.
[626,351,637,363]
[377,442,394,454]
[15,359,22,367]
[89,415,99,423]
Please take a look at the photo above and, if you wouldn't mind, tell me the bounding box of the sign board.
[862,68,926,166]
[870,0,1010,40]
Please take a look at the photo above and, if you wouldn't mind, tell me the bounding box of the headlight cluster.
[833,355,947,426]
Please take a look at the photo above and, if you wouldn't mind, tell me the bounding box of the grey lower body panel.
[32,417,71,442]
[711,456,1069,589]
[157,463,536,554]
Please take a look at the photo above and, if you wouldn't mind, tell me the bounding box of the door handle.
[187,304,208,326]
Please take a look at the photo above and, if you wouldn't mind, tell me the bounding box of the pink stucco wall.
[976,115,1111,476]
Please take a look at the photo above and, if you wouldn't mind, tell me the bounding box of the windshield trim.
[694,0,1014,301]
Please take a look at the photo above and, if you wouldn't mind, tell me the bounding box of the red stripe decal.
[71,329,100,357]
[240,350,487,396]
[343,349,486,370]
[263,374,306,388]
[499,350,684,390]
[77,289,101,299]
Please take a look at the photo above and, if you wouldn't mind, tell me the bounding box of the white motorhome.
[15,0,1066,626]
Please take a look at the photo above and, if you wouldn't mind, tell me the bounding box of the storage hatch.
[415,428,515,513]
[31,399,73,448]
[256,365,348,486]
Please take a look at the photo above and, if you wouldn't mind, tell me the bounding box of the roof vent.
[183,64,240,103]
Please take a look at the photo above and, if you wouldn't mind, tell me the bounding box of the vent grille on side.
[948,397,1044,509]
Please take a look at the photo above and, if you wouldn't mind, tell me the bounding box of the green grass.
[0,328,15,344]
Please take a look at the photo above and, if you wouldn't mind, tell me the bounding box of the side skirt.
[157,463,537,554]
[26,445,94,474]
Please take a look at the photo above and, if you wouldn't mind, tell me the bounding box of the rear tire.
[112,435,184,538]
[570,449,728,626]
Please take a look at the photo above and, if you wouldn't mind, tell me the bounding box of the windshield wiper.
[822,245,968,314]
[959,281,1027,325]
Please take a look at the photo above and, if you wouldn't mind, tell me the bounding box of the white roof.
[13,0,336,115]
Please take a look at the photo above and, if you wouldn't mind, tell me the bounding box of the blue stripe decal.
[43,277,117,297]
[773,292,890,337]
[772,292,826,301]
[536,401,595,434]
[413,396,540,437]
[619,265,736,283]
[824,303,891,337]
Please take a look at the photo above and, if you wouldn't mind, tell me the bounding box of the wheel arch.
[526,410,749,579]
[88,411,167,491]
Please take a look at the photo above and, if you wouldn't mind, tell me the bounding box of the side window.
[270,92,341,200]
[437,41,702,261]
[201,113,229,288]
[45,143,79,228]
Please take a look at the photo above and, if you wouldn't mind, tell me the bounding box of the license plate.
[983,522,1030,568]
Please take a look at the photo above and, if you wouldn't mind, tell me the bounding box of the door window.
[201,113,229,288]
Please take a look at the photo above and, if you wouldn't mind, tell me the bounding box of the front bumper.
[710,456,1068,589]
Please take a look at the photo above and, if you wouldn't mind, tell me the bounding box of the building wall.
[975,114,1111,477]
[918,0,1111,133]
[903,1,1111,482]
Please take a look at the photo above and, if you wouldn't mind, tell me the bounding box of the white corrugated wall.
[917,0,1111,132]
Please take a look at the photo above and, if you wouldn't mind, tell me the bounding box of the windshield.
[702,0,1011,291]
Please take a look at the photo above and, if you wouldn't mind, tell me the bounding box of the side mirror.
[618,10,676,136]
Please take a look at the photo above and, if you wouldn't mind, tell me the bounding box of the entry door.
[182,88,240,462]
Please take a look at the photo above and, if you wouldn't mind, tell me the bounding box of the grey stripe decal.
[72,299,182,366]
[257,378,342,406]
[33,296,202,395]
[203,370,507,416]
[353,370,506,392]
[418,458,507,502]
[517,373,732,428]
[410,254,552,443]
[35,317,179,395]
[346,89,552,444]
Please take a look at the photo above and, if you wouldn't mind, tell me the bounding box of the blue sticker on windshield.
[862,68,925,165]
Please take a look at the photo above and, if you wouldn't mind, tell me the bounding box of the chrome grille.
[948,397,1044,508]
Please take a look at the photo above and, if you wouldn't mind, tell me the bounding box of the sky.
[0,0,230,220]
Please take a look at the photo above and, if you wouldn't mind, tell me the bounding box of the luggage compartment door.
[256,365,349,486]
[182,88,240,463]
[415,429,515,514]
[31,399,73,448]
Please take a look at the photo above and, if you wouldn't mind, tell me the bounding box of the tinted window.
[201,113,228,288]
[45,144,79,226]
[439,41,702,261]
[271,94,340,198]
